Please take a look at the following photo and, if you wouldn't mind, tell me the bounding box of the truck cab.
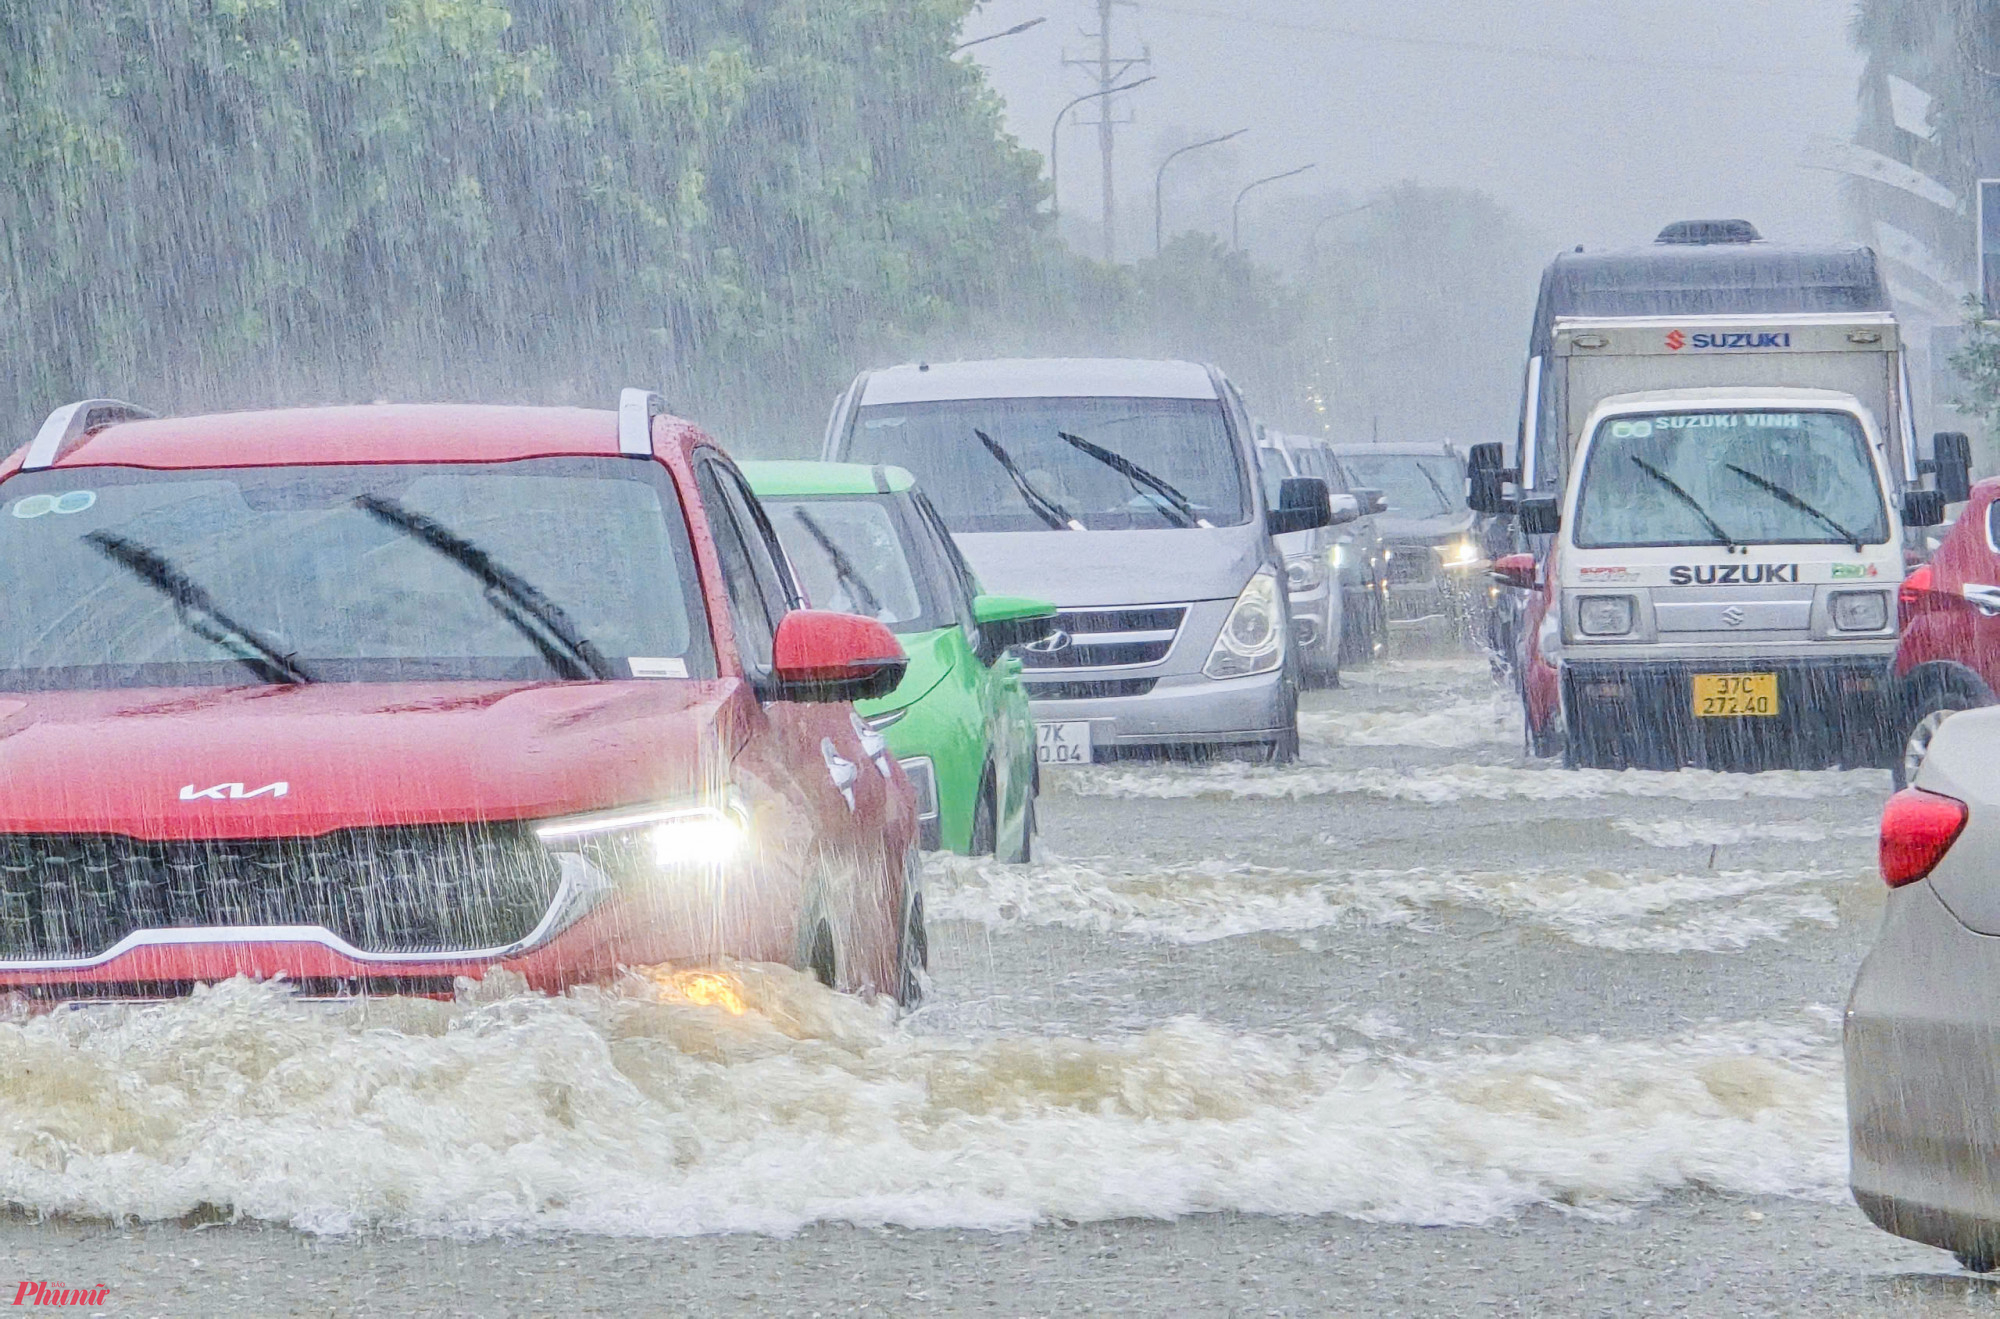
[1517,387,1906,768]
[1474,222,1969,770]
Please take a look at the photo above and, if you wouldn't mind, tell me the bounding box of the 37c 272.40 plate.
[1691,672,1778,718]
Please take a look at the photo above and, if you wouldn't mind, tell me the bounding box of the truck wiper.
[1723,464,1864,552]
[355,496,616,681]
[1414,463,1456,516]
[1628,457,1737,548]
[1055,431,1211,529]
[973,429,1084,531]
[85,533,312,685]
[790,507,883,617]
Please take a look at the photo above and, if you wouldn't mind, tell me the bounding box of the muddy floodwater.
[4,646,1991,1314]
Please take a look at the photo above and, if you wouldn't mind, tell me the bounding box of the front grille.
[1385,547,1437,585]
[0,824,563,962]
[1021,605,1187,670]
[1025,678,1158,701]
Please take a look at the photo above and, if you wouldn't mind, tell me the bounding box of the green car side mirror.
[972,594,1057,659]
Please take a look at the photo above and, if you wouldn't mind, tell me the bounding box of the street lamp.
[1232,163,1317,251]
[1154,128,1248,256]
[1049,76,1157,221]
[1307,199,1381,265]
[952,17,1047,54]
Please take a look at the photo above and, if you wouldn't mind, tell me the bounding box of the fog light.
[1577,594,1636,636]
[1831,590,1889,631]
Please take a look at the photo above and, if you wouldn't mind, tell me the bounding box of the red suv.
[0,394,924,1003]
[1892,476,2000,786]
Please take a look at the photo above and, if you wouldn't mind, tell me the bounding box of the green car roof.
[739,460,916,498]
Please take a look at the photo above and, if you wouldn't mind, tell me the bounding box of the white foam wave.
[0,978,1843,1235]
[1299,695,1521,750]
[1612,818,1876,849]
[928,854,1850,952]
[1059,761,1889,805]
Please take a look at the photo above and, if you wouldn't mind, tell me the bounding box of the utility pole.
[1063,1,1148,263]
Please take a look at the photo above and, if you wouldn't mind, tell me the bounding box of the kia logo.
[1027,629,1074,654]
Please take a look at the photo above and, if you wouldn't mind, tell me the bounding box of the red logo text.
[11,1282,108,1307]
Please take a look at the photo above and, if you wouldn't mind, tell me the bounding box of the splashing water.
[1058,761,1889,805]
[928,853,1854,952]
[0,975,1844,1237]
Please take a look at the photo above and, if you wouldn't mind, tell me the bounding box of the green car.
[742,461,1055,860]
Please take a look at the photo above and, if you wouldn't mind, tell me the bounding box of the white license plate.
[1036,720,1094,765]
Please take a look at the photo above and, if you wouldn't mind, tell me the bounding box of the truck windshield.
[1338,453,1460,517]
[0,458,714,690]
[845,396,1247,532]
[1574,409,1888,549]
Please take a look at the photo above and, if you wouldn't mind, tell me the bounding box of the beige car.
[1848,704,2000,1270]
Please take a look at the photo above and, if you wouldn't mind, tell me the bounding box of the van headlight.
[1205,567,1285,679]
[535,800,748,874]
[1576,594,1636,637]
[1285,555,1325,591]
[1830,590,1889,632]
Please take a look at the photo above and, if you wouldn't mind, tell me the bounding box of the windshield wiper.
[1723,464,1865,552]
[973,430,1084,531]
[355,496,616,681]
[85,533,312,685]
[1413,463,1456,516]
[791,508,883,616]
[1628,457,1738,549]
[1055,431,1210,529]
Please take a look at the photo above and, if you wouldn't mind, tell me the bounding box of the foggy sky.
[966,0,1866,260]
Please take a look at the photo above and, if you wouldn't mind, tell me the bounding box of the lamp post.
[1307,199,1381,265]
[1049,76,1156,222]
[952,17,1046,54]
[1153,128,1248,256]
[1232,163,1317,251]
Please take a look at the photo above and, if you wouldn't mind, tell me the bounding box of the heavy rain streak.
[5,1,2000,1314]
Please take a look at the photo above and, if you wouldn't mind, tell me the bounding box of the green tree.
[0,0,1046,442]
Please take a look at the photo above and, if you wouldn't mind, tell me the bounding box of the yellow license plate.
[1692,672,1778,717]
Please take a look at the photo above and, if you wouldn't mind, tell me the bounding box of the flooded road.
[5,649,1991,1313]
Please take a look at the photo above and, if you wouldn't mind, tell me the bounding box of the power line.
[1136,2,1850,82]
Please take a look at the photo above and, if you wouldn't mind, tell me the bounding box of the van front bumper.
[1560,654,1896,770]
[1022,666,1292,752]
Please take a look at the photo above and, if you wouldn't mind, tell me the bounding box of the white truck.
[1471,221,1971,770]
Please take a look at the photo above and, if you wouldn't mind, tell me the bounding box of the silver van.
[823,358,1332,762]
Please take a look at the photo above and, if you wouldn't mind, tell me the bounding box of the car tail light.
[1898,563,1933,621]
[1880,787,1969,887]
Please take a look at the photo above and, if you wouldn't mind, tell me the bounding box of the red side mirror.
[772,610,908,703]
[1488,553,1537,590]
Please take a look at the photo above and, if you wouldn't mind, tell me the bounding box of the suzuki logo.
[179,781,290,801]
[1665,329,1687,352]
[1027,629,1073,654]
[1721,606,1746,628]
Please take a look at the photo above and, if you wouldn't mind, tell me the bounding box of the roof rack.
[22,399,156,471]
[618,388,666,457]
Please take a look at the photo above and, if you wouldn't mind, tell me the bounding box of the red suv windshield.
[0,457,715,689]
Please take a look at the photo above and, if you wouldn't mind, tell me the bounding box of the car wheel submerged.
[970,770,998,855]
[1895,675,1990,790]
[999,789,1035,865]
[807,920,837,989]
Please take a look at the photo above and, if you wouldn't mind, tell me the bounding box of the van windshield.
[846,396,1247,532]
[0,458,714,690]
[1573,409,1888,549]
[1338,452,1460,518]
